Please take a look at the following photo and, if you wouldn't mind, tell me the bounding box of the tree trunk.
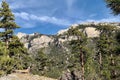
[6,39,9,48]
[111,54,114,65]
[99,52,102,77]
[111,54,116,78]
[80,52,84,80]
[5,29,9,48]
[99,52,102,65]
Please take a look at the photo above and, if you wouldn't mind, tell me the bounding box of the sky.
[0,0,120,34]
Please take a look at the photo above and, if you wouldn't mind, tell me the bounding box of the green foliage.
[0,42,8,55]
[0,56,14,74]
[68,27,96,80]
[106,0,120,15]
[64,24,120,80]
[0,0,19,48]
[8,36,31,69]
[0,1,119,80]
[0,1,31,76]
[44,67,62,79]
[31,49,48,75]
[0,36,31,75]
[96,24,119,80]
[0,1,19,29]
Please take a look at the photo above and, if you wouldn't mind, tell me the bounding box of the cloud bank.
[14,12,72,28]
[78,16,120,24]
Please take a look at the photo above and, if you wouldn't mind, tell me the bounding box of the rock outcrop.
[17,32,27,39]
[0,73,57,80]
[17,22,120,53]
[84,27,100,38]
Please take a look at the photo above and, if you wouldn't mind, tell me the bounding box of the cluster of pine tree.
[26,0,120,79]
[0,0,31,75]
[64,24,120,80]
[61,1,120,80]
[0,1,119,80]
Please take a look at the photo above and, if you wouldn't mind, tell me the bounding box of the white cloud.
[14,12,30,20]
[14,12,72,28]
[77,16,120,24]
[14,12,120,28]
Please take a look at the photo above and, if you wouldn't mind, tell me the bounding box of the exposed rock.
[59,69,82,80]
[57,29,68,35]
[29,35,53,53]
[31,35,53,47]
[17,32,27,39]
[84,27,100,38]
[17,22,120,54]
[0,73,57,80]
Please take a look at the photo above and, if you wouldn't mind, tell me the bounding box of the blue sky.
[1,0,120,34]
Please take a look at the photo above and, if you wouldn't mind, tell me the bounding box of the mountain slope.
[17,22,120,54]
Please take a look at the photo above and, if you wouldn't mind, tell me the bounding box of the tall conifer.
[0,0,19,48]
[0,0,31,75]
[106,0,120,15]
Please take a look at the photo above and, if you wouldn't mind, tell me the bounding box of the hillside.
[17,22,120,53]
[0,0,120,80]
[15,22,120,79]
[0,22,119,80]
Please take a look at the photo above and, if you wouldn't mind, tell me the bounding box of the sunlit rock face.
[28,35,53,53]
[57,29,68,35]
[84,27,100,38]
[17,22,120,53]
[17,32,27,39]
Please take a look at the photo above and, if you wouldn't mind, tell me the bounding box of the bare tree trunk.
[111,54,116,78]
[111,54,114,65]
[80,52,84,80]
[99,52,102,65]
[99,52,102,77]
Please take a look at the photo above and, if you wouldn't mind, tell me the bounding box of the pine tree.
[0,0,31,75]
[114,30,120,79]
[67,27,89,80]
[31,49,48,75]
[8,36,30,69]
[106,0,120,15]
[0,0,19,48]
[0,40,18,75]
[96,24,117,80]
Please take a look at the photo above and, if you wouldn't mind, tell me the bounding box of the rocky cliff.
[17,22,120,54]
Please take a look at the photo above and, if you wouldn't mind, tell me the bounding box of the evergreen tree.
[114,30,120,79]
[31,49,48,75]
[0,41,11,75]
[106,0,120,15]
[96,24,117,80]
[0,0,19,48]
[8,36,30,69]
[0,0,31,75]
[67,27,89,80]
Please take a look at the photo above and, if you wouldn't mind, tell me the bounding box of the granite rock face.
[84,27,100,38]
[17,22,120,53]
[17,33,54,53]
